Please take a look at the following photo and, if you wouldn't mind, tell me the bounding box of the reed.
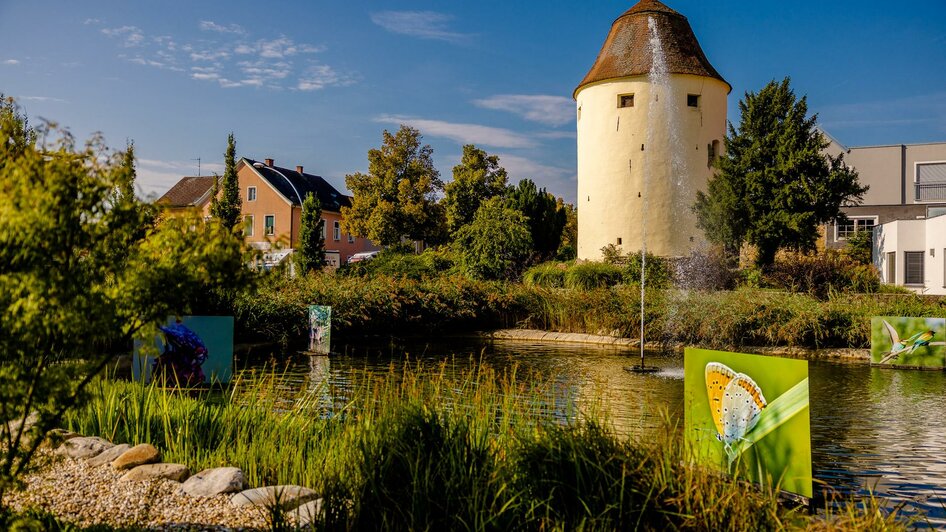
[64,364,911,530]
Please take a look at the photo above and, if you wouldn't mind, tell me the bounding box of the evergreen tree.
[442,145,508,236]
[693,78,867,268]
[211,132,242,230]
[342,126,443,246]
[296,193,325,274]
[507,179,567,260]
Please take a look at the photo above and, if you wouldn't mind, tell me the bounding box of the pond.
[238,336,946,525]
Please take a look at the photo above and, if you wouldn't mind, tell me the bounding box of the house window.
[616,237,622,246]
[835,217,876,240]
[618,94,634,108]
[904,251,924,285]
[687,94,700,108]
[348,233,354,244]
[320,219,326,239]
[886,252,896,284]
[333,221,341,241]
[244,215,254,237]
[264,215,275,236]
[247,186,257,201]
[915,162,946,202]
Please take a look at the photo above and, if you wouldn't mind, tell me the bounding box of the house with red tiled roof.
[155,175,216,217]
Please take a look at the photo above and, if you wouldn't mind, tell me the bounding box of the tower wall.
[576,74,728,260]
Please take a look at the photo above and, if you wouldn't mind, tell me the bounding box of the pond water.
[238,336,946,525]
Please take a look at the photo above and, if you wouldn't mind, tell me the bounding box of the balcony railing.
[916,183,946,202]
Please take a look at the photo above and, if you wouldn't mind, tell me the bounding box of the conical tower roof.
[574,0,729,97]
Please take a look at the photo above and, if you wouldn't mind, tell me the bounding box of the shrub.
[765,250,880,299]
[453,197,533,280]
[623,252,673,289]
[564,262,624,290]
[523,262,567,288]
[672,248,738,290]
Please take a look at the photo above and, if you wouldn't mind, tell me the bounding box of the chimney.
[296,165,304,174]
[265,158,274,166]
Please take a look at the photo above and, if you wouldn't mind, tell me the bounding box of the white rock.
[87,443,130,467]
[230,485,318,509]
[179,467,244,497]
[292,498,324,526]
[56,436,114,459]
[121,463,190,482]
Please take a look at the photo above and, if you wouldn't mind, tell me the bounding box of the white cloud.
[199,20,246,35]
[101,25,145,47]
[190,50,230,62]
[83,18,101,26]
[370,11,470,43]
[296,64,355,91]
[18,96,68,103]
[375,115,536,149]
[238,60,291,80]
[3,59,20,66]
[473,94,575,127]
[136,158,224,198]
[495,153,575,200]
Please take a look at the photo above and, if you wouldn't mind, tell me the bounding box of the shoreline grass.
[62,364,913,530]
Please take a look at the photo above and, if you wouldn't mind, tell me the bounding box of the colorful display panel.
[684,347,812,499]
[133,316,234,385]
[870,316,945,368]
[308,305,331,354]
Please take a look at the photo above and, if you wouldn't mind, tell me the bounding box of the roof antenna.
[191,157,201,177]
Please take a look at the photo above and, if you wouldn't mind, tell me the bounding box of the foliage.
[564,262,625,290]
[453,197,533,281]
[442,144,508,236]
[0,99,249,503]
[764,250,880,299]
[694,78,868,267]
[672,248,738,291]
[341,247,458,280]
[508,179,567,261]
[210,132,242,231]
[623,252,674,289]
[600,244,624,265]
[843,228,873,266]
[523,263,567,288]
[556,200,578,261]
[295,193,324,275]
[342,126,444,245]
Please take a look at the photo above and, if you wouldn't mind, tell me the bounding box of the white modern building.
[874,214,946,295]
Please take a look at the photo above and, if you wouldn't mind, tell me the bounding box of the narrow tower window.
[687,94,700,107]
[618,94,634,108]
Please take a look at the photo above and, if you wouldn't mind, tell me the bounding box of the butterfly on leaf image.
[705,362,767,460]
[879,320,945,364]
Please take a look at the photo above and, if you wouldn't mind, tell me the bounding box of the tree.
[844,227,873,266]
[442,145,508,236]
[0,99,249,504]
[693,78,867,268]
[211,132,242,230]
[507,179,567,260]
[453,197,532,280]
[556,199,578,260]
[342,126,443,246]
[296,193,325,274]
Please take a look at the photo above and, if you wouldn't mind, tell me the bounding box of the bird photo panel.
[870,316,945,368]
[684,348,812,499]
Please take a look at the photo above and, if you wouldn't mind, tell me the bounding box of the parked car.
[347,251,379,264]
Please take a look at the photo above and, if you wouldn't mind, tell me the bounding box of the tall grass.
[64,366,911,530]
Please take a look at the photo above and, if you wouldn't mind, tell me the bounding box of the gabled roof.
[156,175,215,207]
[575,0,729,97]
[241,158,350,212]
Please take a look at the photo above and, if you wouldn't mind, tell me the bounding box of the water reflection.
[238,337,945,525]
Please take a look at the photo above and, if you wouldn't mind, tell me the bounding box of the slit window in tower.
[616,238,622,246]
[687,94,700,108]
[618,94,634,108]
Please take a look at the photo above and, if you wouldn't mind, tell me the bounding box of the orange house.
[236,157,377,264]
[155,175,215,217]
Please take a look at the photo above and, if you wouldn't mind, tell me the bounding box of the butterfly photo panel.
[133,316,234,385]
[870,316,945,369]
[308,305,331,354]
[684,348,812,499]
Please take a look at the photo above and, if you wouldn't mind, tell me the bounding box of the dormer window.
[618,94,635,108]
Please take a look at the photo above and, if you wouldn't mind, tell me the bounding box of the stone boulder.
[230,485,318,509]
[121,463,190,483]
[292,498,325,526]
[88,443,130,468]
[43,428,79,448]
[112,443,160,470]
[180,467,244,498]
[56,436,113,459]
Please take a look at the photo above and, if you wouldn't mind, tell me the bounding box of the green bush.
[764,250,880,299]
[564,262,624,290]
[623,252,673,289]
[522,262,567,288]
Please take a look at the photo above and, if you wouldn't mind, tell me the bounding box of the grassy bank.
[234,273,946,351]
[64,366,910,530]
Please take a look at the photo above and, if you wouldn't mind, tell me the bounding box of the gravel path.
[7,451,272,531]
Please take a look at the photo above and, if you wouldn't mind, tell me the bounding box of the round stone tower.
[575,0,730,260]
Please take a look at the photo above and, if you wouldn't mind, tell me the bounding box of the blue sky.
[2,0,945,202]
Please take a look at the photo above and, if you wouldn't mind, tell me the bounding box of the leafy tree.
[556,200,578,260]
[211,132,242,230]
[342,126,443,246]
[296,193,325,274]
[694,78,867,268]
[843,227,873,266]
[0,100,248,503]
[508,179,567,260]
[442,145,508,235]
[453,197,532,280]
